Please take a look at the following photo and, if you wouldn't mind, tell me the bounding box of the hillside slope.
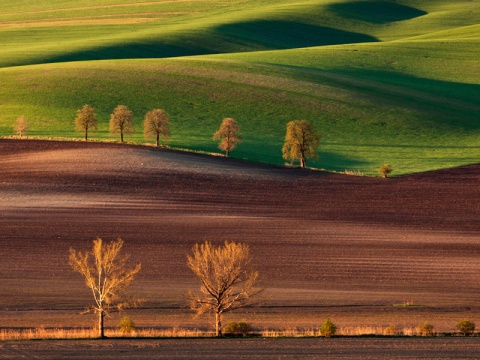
[1,0,478,67]
[0,140,479,330]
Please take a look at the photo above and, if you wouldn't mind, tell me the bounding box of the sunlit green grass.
[0,0,478,175]
[1,0,478,67]
[1,44,477,175]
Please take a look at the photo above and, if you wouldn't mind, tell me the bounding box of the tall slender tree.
[13,115,28,138]
[187,241,260,336]
[69,238,141,338]
[282,120,320,168]
[213,118,242,157]
[144,109,170,147]
[109,105,134,143]
[75,104,97,141]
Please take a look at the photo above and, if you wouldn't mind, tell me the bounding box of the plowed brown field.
[0,139,479,333]
[3,338,480,359]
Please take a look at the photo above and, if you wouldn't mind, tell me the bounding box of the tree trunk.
[225,149,229,157]
[300,157,306,168]
[120,131,124,143]
[215,312,222,337]
[98,310,105,338]
[299,148,306,168]
[156,133,159,147]
[85,128,88,141]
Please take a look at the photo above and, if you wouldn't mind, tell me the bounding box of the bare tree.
[282,120,320,168]
[69,238,141,338]
[75,104,97,141]
[187,241,260,336]
[213,118,242,157]
[144,109,170,147]
[13,115,28,138]
[109,105,134,143]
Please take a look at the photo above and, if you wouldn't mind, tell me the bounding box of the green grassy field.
[0,0,478,175]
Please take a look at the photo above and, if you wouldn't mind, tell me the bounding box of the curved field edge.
[0,139,479,333]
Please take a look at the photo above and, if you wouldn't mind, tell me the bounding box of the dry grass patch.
[0,327,214,340]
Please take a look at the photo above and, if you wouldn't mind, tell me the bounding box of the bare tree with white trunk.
[69,238,141,338]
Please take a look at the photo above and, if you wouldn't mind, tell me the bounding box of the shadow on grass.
[316,150,369,172]
[214,20,378,49]
[41,42,216,64]
[41,21,377,65]
[336,68,480,129]
[328,1,427,24]
[267,63,480,131]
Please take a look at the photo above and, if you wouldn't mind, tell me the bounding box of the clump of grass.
[383,325,398,336]
[223,321,251,337]
[337,325,384,336]
[343,169,366,176]
[260,327,322,337]
[118,315,136,334]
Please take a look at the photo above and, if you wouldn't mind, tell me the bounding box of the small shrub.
[378,164,392,178]
[417,322,434,336]
[320,319,337,338]
[456,320,475,336]
[383,325,398,336]
[118,315,135,334]
[223,321,251,336]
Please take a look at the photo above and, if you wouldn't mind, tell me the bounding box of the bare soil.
[3,338,480,359]
[0,139,479,333]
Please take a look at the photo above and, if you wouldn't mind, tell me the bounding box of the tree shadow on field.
[213,20,378,49]
[310,150,370,173]
[328,1,427,24]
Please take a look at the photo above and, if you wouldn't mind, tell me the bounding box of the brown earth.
[3,337,480,359]
[0,139,479,333]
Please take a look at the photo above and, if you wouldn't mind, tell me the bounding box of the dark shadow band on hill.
[34,42,218,65]
[35,21,378,65]
[260,63,480,131]
[336,68,480,129]
[328,1,427,24]
[213,20,378,49]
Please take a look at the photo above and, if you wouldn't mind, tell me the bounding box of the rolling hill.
[0,0,478,175]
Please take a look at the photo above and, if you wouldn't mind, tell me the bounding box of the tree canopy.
[75,104,97,141]
[213,117,242,157]
[109,105,135,143]
[282,120,320,168]
[69,238,141,338]
[144,108,170,147]
[187,241,260,336]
